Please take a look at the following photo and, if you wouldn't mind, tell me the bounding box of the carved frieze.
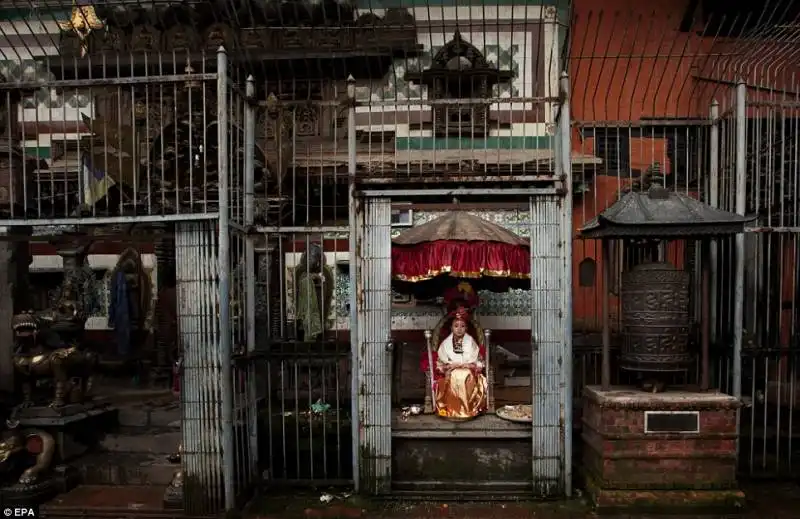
[241,28,273,50]
[204,23,233,52]
[56,9,418,59]
[130,26,162,53]
[293,104,320,138]
[90,26,127,53]
[162,25,201,52]
[260,95,294,184]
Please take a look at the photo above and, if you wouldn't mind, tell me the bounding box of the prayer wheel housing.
[620,262,692,373]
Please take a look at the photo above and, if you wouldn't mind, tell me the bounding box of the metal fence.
[0,8,251,509]
[4,0,800,510]
[569,3,800,480]
[0,61,224,224]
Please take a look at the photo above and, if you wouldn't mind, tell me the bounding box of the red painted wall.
[569,0,716,331]
[568,0,799,345]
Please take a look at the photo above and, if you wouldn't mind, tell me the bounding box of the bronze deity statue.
[37,277,87,347]
[12,311,98,408]
[0,426,56,486]
[0,406,77,505]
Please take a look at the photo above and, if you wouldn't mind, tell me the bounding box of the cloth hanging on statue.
[296,272,323,340]
[110,270,132,356]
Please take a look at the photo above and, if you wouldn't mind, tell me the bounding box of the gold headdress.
[57,1,105,57]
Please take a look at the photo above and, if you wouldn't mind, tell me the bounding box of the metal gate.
[175,221,225,513]
[529,195,571,496]
[0,37,257,512]
[723,82,800,479]
[352,196,393,494]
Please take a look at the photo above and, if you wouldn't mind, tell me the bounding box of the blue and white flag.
[81,154,115,205]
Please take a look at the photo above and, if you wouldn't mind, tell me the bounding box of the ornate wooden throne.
[420,311,495,415]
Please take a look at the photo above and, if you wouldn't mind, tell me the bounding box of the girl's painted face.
[452,319,467,338]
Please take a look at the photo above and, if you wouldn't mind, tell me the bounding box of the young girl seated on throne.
[434,306,488,419]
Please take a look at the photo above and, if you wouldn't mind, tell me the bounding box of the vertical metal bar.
[601,241,611,390]
[530,196,563,497]
[178,222,221,513]
[357,197,392,495]
[216,47,235,512]
[243,76,259,481]
[701,240,711,391]
[558,72,573,498]
[346,75,360,492]
[176,226,197,511]
[709,100,720,345]
[733,81,746,402]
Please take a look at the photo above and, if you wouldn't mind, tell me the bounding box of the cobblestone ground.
[248,482,800,519]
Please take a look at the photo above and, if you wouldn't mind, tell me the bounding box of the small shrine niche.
[405,31,514,137]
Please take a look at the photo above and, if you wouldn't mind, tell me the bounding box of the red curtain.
[392,240,530,283]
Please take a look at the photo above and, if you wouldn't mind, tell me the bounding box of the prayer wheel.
[620,262,693,373]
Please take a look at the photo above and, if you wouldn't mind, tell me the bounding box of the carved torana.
[405,31,514,137]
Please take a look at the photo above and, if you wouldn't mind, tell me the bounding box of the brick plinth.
[582,385,745,513]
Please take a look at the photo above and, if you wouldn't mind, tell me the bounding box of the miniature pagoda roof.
[405,31,514,86]
[579,185,755,238]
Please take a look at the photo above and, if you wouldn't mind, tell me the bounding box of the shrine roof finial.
[579,188,756,239]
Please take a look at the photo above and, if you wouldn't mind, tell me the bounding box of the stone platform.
[15,402,118,463]
[582,385,745,513]
[391,411,534,497]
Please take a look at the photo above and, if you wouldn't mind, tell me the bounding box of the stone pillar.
[0,91,31,392]
[153,224,177,385]
[55,241,91,308]
[0,235,31,392]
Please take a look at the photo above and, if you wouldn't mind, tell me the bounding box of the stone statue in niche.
[292,243,333,341]
[109,248,153,364]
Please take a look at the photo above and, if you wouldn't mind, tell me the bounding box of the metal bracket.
[360,187,560,197]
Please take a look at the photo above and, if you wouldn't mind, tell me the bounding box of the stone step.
[117,405,181,429]
[100,430,182,454]
[42,485,180,518]
[78,452,179,486]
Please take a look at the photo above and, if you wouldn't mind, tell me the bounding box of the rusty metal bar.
[0,74,218,90]
[746,227,800,233]
[347,75,360,493]
[256,226,350,234]
[0,214,218,226]
[733,80,746,402]
[693,75,800,97]
[701,240,711,392]
[601,239,611,391]
[215,46,235,512]
[361,96,558,106]
[575,120,713,128]
[709,100,720,345]
[243,75,259,485]
[360,188,559,197]
[558,71,574,497]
